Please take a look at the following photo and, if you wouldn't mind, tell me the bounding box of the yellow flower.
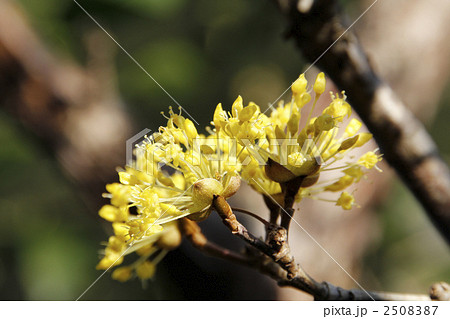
[98,205,128,223]
[336,192,355,210]
[136,261,156,280]
[98,107,242,282]
[358,151,382,170]
[96,235,126,270]
[112,266,133,282]
[97,72,383,283]
[214,72,381,209]
[324,175,355,192]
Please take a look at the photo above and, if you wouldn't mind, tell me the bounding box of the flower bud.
[157,171,175,187]
[157,226,182,250]
[99,205,120,222]
[112,266,133,282]
[292,74,307,94]
[313,72,326,95]
[213,103,225,130]
[191,178,224,213]
[184,119,198,139]
[96,255,123,270]
[221,175,241,198]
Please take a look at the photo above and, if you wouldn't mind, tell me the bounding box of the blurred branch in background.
[273,0,450,243]
[0,0,133,209]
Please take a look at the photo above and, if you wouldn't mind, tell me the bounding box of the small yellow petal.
[96,255,123,270]
[159,203,183,216]
[213,103,225,129]
[358,151,381,169]
[232,95,243,117]
[136,261,156,280]
[136,244,155,256]
[157,226,183,250]
[336,191,355,210]
[112,222,131,240]
[345,118,362,137]
[239,104,258,122]
[184,119,198,139]
[112,266,133,282]
[99,205,120,222]
[324,175,354,192]
[355,133,372,147]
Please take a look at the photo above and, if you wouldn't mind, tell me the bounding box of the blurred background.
[0,0,449,300]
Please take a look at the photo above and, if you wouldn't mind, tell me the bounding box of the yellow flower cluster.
[97,108,242,281]
[97,73,382,282]
[213,72,381,208]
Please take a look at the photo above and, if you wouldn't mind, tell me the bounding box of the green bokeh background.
[0,0,448,300]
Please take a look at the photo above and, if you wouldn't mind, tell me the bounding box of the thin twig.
[213,194,300,277]
[180,218,253,266]
[231,207,271,226]
[212,195,276,258]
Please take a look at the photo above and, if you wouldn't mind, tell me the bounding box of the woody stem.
[280,176,304,231]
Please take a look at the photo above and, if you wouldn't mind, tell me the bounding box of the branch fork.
[180,194,448,300]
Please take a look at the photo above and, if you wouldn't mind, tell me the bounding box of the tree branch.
[180,218,253,267]
[194,199,439,300]
[272,0,450,243]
